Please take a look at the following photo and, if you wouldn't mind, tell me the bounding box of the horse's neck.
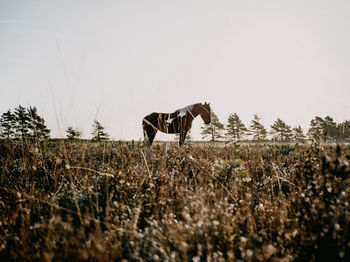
[190,104,202,118]
[176,104,201,119]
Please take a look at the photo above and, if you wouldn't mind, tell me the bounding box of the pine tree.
[91,120,109,141]
[292,125,306,143]
[226,113,248,141]
[249,114,267,141]
[27,106,50,140]
[1,105,50,140]
[66,126,82,140]
[270,118,292,142]
[14,105,30,140]
[307,117,324,142]
[35,116,50,139]
[323,116,337,142]
[0,110,15,138]
[201,111,224,142]
[338,120,350,142]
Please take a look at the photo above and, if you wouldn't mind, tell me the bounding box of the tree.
[91,120,109,141]
[323,116,338,142]
[14,105,30,139]
[201,111,224,142]
[0,110,15,138]
[249,114,267,141]
[66,126,82,140]
[0,105,50,140]
[292,125,306,143]
[270,118,292,142]
[226,113,248,141]
[338,120,350,142]
[307,117,324,142]
[308,116,343,143]
[27,106,50,140]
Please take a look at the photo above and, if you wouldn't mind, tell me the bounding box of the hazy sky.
[1,0,350,140]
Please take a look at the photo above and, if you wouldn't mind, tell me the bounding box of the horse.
[142,102,211,146]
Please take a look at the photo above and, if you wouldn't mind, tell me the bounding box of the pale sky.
[1,0,349,140]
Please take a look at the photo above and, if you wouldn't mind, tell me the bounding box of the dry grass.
[0,140,349,261]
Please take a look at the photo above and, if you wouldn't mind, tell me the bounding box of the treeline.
[201,111,350,143]
[0,106,109,142]
[0,105,50,141]
[1,105,349,143]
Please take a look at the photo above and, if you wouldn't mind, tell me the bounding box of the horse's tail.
[142,117,148,143]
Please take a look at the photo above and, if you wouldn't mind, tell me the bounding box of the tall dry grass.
[0,140,349,261]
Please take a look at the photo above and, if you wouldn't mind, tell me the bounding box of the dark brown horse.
[142,102,211,146]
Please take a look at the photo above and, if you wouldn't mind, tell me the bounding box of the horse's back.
[143,112,158,121]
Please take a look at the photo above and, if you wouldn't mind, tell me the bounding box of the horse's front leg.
[179,130,188,146]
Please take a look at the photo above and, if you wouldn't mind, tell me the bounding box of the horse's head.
[200,102,211,124]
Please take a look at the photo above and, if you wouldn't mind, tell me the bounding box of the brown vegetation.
[0,140,349,261]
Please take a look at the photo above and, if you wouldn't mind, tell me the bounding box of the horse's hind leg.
[148,130,157,145]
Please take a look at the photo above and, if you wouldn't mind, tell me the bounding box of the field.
[0,140,349,261]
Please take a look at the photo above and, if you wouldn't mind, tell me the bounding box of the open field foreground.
[0,140,350,261]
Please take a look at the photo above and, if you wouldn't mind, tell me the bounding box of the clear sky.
[1,0,349,140]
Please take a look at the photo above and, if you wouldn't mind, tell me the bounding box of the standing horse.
[142,102,211,146]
